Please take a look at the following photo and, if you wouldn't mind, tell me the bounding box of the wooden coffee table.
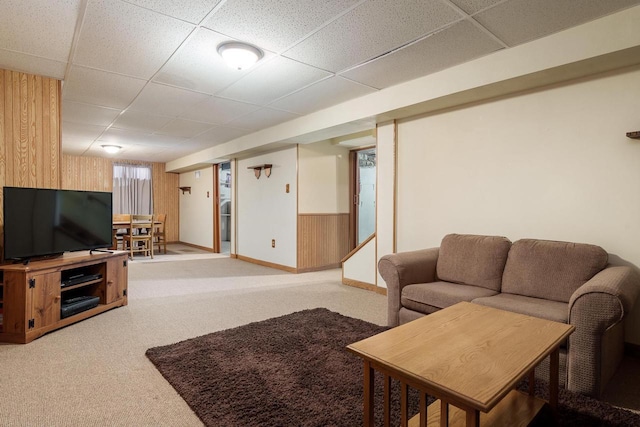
[347,301,574,427]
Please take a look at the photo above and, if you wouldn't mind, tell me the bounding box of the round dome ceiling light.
[217,41,264,71]
[101,145,122,154]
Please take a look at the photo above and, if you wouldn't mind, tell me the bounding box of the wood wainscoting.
[297,213,349,272]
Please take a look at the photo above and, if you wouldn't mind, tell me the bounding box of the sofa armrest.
[567,266,640,396]
[378,248,439,327]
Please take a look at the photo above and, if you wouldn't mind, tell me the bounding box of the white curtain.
[113,164,153,214]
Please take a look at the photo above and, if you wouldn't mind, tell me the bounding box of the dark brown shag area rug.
[146,308,640,427]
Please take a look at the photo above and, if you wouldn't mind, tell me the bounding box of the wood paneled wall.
[61,155,113,191]
[0,69,61,191]
[151,162,179,243]
[61,155,180,242]
[297,213,349,271]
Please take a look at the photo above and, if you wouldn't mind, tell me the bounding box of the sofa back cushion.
[502,239,608,303]
[436,234,512,291]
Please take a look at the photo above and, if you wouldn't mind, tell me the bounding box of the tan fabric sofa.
[378,233,640,398]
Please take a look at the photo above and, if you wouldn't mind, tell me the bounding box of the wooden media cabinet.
[0,251,128,344]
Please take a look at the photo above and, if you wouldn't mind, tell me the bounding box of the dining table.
[111,219,162,250]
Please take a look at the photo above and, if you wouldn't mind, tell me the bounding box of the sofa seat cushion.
[472,293,568,324]
[402,281,499,313]
[502,239,608,303]
[437,234,512,291]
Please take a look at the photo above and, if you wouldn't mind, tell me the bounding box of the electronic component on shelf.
[60,295,100,319]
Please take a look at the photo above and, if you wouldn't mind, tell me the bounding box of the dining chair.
[112,213,131,250]
[123,214,154,259]
[153,213,167,254]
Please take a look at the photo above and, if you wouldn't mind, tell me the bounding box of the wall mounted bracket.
[248,164,272,179]
[626,131,640,139]
[179,186,191,194]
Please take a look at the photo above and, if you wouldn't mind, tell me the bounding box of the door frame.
[213,163,221,253]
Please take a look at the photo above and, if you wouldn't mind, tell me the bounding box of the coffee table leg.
[383,374,391,427]
[550,348,560,411]
[401,382,409,427]
[420,391,428,427]
[364,361,374,427]
[529,369,536,397]
[440,400,449,427]
[466,409,480,427]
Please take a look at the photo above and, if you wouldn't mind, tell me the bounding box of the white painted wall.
[376,122,396,288]
[396,66,640,342]
[237,147,297,268]
[298,141,349,214]
[343,237,377,285]
[179,166,214,249]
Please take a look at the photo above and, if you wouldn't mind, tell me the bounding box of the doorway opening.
[218,162,231,254]
[350,147,376,249]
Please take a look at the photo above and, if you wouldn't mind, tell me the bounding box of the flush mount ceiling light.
[101,144,122,154]
[217,41,263,71]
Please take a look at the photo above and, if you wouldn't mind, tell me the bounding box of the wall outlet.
[271,239,275,248]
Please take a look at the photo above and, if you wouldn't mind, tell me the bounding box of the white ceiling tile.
[283,0,462,72]
[227,108,300,131]
[123,0,222,24]
[62,144,89,156]
[99,128,152,146]
[111,110,173,133]
[86,141,164,161]
[154,28,273,94]
[180,96,261,124]
[142,143,207,162]
[474,0,640,47]
[63,101,121,126]
[62,121,107,146]
[341,21,503,89]
[73,0,195,78]
[218,56,332,105]
[0,49,67,80]
[203,0,360,52]
[193,126,252,145]
[128,82,210,117]
[141,134,191,147]
[157,118,215,138]
[0,0,81,61]
[270,76,377,115]
[146,150,183,162]
[99,128,191,151]
[63,66,147,109]
[449,0,504,15]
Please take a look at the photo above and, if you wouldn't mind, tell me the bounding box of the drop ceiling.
[0,0,638,163]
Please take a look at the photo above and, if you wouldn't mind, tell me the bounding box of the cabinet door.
[105,256,127,304]
[26,272,61,330]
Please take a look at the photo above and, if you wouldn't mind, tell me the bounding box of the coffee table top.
[347,302,574,412]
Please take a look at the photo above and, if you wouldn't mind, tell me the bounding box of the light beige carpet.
[0,247,387,426]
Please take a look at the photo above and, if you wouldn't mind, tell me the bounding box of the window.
[113,164,153,214]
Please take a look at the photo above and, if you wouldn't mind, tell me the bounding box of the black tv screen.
[3,187,113,260]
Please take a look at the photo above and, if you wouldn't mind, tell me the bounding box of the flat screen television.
[3,187,113,261]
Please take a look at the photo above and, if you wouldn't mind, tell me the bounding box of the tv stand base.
[0,251,128,343]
